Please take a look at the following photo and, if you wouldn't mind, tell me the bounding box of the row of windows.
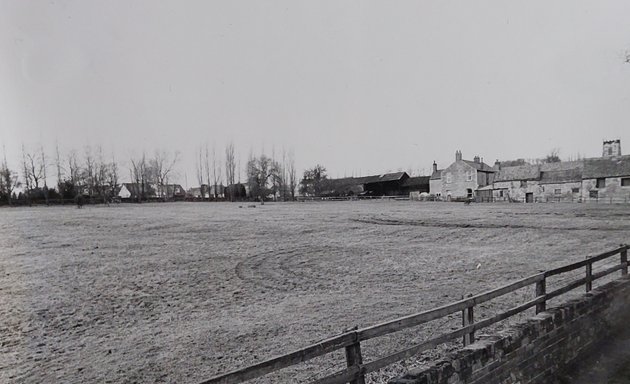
[597,177,630,188]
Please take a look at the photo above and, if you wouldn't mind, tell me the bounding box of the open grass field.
[1,201,629,384]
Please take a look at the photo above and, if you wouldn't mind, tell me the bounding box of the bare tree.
[279,148,289,201]
[94,145,110,202]
[212,145,222,199]
[288,150,297,201]
[151,149,180,201]
[21,144,32,202]
[247,153,279,203]
[195,145,205,197]
[67,150,80,197]
[545,148,561,163]
[84,146,96,198]
[300,165,327,196]
[40,145,49,205]
[55,142,64,202]
[225,142,236,201]
[26,150,43,190]
[130,152,149,202]
[0,146,15,205]
[107,153,119,201]
[204,143,212,200]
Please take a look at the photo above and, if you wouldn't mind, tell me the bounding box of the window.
[572,187,580,193]
[499,190,504,197]
[554,189,561,195]
[622,178,630,187]
[446,173,452,183]
[596,178,606,188]
[466,171,473,181]
[520,180,527,188]
[589,190,598,198]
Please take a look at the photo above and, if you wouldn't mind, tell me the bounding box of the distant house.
[429,139,630,204]
[582,155,630,202]
[492,164,541,202]
[187,184,210,199]
[153,184,186,200]
[539,163,583,202]
[118,183,155,201]
[492,161,583,203]
[431,151,495,200]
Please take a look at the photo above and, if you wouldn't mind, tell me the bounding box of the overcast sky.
[1,0,630,186]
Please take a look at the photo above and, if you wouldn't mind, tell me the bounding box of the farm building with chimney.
[430,151,495,200]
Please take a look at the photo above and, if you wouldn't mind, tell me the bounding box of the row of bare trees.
[194,142,298,202]
[0,143,183,205]
[12,143,122,204]
[2,141,299,205]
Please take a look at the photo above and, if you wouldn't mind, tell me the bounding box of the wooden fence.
[203,245,629,384]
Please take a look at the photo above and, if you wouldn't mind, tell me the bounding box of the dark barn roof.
[362,172,409,184]
[583,156,630,179]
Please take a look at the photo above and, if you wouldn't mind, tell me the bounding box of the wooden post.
[462,294,474,346]
[621,247,628,276]
[586,261,592,292]
[536,278,546,314]
[345,340,365,384]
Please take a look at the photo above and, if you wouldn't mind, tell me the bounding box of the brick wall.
[389,276,630,384]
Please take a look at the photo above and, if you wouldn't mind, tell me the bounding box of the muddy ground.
[1,201,629,383]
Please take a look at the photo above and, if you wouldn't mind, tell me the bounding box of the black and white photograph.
[2,1,630,383]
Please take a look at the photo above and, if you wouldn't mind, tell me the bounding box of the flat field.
[1,201,629,383]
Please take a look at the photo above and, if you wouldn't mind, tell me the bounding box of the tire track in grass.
[234,246,348,292]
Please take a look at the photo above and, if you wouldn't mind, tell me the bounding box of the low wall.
[389,276,630,384]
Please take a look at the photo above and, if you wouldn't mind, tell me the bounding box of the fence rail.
[203,245,629,384]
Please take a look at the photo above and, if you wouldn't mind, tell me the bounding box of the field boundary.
[203,245,629,384]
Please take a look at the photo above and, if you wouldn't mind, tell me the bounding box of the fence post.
[345,335,365,384]
[536,277,546,314]
[586,260,592,292]
[462,294,474,346]
[622,247,628,276]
